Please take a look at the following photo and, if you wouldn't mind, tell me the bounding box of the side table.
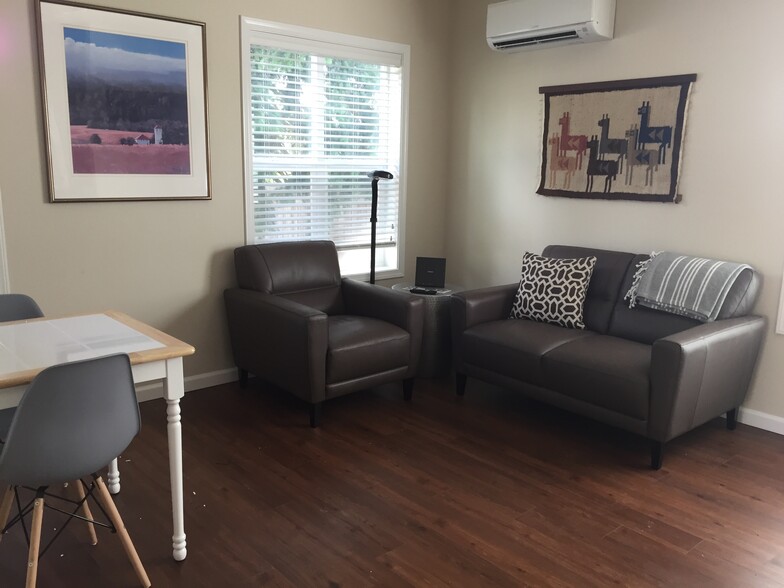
[392,283,462,378]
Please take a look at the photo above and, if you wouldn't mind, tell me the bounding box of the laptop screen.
[415,257,446,288]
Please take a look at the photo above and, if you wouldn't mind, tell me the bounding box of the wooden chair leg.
[94,477,151,588]
[72,481,98,545]
[0,486,13,543]
[25,495,44,588]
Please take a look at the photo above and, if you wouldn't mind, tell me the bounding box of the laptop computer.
[413,257,446,293]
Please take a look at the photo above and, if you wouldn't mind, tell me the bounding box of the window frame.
[240,16,410,281]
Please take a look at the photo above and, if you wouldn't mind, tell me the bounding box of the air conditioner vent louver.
[492,30,579,49]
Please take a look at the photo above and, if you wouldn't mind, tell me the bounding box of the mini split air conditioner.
[487,0,616,53]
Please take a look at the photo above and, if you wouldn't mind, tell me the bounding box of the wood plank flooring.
[2,375,784,587]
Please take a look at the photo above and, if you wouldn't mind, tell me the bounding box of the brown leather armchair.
[224,241,424,426]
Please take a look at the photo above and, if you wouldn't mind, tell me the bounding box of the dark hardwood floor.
[3,375,784,587]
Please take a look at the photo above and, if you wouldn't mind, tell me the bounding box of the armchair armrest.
[224,288,329,403]
[450,283,518,334]
[649,315,766,442]
[341,279,424,377]
[341,279,424,333]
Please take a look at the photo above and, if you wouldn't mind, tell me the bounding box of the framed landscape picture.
[37,0,211,201]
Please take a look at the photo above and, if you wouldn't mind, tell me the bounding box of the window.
[241,18,409,278]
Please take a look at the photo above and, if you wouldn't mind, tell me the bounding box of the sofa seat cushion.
[327,315,409,384]
[462,319,595,386]
[542,335,651,420]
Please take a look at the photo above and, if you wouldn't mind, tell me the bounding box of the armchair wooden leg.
[0,486,13,543]
[94,476,151,588]
[239,369,248,389]
[727,408,738,430]
[310,402,322,428]
[456,373,467,397]
[403,378,414,401]
[72,480,98,545]
[25,493,45,588]
[651,441,664,470]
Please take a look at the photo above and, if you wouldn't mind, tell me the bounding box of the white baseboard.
[136,367,238,403]
[736,407,784,436]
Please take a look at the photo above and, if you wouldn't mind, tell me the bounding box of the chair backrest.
[233,240,345,314]
[0,294,43,322]
[0,354,140,488]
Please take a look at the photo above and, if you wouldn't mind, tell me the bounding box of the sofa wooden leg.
[238,369,248,389]
[727,408,738,430]
[651,441,664,470]
[309,402,322,428]
[403,378,414,401]
[456,373,467,397]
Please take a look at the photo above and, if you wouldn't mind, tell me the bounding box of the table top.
[0,310,195,389]
[391,283,462,296]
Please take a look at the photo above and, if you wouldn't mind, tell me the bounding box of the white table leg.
[164,357,187,561]
[107,458,121,494]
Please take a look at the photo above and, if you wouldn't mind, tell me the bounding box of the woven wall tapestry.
[537,74,696,202]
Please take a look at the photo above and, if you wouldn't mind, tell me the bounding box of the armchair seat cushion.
[327,315,410,384]
[462,319,594,386]
[542,336,651,420]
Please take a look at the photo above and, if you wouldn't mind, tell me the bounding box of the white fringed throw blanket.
[625,252,752,322]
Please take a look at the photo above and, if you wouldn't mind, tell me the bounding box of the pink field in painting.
[70,126,190,174]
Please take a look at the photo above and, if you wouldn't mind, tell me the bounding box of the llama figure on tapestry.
[637,101,673,165]
[597,114,627,174]
[557,112,588,169]
[547,134,578,189]
[585,135,618,193]
[624,125,659,186]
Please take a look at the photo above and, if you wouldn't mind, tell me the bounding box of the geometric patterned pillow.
[509,252,597,329]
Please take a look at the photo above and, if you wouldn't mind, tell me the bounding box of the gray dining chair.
[0,294,43,323]
[0,293,43,440]
[0,354,150,588]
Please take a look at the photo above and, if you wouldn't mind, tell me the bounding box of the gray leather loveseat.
[451,245,765,468]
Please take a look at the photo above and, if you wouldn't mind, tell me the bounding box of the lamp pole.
[368,170,393,284]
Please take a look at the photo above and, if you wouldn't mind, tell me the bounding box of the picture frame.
[36,0,211,201]
[537,74,696,203]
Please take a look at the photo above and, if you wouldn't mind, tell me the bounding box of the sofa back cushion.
[607,254,761,344]
[233,241,344,314]
[542,245,635,334]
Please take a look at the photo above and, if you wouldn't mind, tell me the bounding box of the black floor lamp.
[368,170,393,284]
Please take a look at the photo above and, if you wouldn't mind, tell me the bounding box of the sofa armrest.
[224,288,328,403]
[450,283,518,374]
[649,315,766,442]
[450,283,518,333]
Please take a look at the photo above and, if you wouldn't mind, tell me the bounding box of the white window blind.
[242,20,407,277]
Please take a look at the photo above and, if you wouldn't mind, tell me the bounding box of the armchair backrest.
[234,241,345,314]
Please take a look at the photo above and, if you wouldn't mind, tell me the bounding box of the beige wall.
[6,0,784,421]
[0,0,451,378]
[446,0,784,418]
